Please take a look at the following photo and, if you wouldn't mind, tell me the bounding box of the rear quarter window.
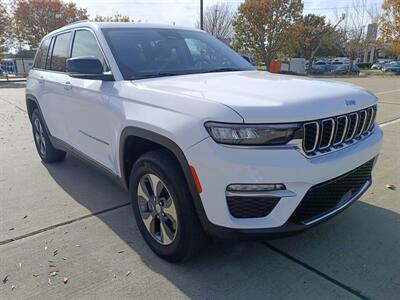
[33,38,51,69]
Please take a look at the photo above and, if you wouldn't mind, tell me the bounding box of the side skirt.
[49,136,126,190]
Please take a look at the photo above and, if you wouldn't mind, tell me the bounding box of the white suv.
[26,22,382,261]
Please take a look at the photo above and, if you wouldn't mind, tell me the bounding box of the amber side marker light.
[190,165,202,194]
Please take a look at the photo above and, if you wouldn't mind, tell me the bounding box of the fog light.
[227,184,286,192]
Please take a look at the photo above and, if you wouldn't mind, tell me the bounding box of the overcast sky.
[71,0,384,26]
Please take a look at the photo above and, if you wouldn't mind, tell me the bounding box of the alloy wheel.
[137,174,178,245]
[34,118,46,156]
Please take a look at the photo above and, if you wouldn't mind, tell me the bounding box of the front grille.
[303,105,376,156]
[227,196,280,218]
[290,158,375,225]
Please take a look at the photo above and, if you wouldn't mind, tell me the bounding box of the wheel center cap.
[155,204,162,214]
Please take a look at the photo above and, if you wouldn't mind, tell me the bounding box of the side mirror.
[242,55,253,65]
[66,57,114,81]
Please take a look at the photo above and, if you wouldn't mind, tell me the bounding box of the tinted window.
[50,32,72,72]
[102,28,254,80]
[34,38,51,69]
[71,30,107,70]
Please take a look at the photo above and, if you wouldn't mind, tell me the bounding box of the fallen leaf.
[2,275,8,284]
[49,272,58,277]
[23,215,27,219]
[386,184,396,191]
[63,277,68,284]
[48,278,51,285]
[33,274,39,277]
[9,228,15,231]
[48,264,56,268]
[75,244,80,247]
[44,246,47,251]
[62,257,67,260]
[117,250,125,254]
[125,271,131,277]
[11,285,15,290]
[48,260,54,263]
[53,250,58,256]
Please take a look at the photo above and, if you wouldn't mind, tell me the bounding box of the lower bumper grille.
[290,158,375,225]
[227,196,280,218]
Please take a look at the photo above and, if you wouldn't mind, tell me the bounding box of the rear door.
[40,31,74,144]
[66,29,118,172]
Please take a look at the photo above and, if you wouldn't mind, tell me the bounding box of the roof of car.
[43,21,202,39]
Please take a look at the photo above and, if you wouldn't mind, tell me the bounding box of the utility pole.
[200,0,203,30]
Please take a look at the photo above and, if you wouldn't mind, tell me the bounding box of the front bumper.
[185,126,383,236]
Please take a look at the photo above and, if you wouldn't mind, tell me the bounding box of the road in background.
[0,77,399,299]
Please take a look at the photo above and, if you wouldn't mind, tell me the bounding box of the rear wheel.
[31,109,66,163]
[129,149,206,262]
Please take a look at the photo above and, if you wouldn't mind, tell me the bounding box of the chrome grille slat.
[302,105,376,157]
[345,113,359,142]
[319,118,335,150]
[333,115,348,146]
[355,110,367,138]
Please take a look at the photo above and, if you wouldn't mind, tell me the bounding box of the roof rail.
[67,19,91,26]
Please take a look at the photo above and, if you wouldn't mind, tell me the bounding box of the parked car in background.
[371,60,390,70]
[331,64,360,75]
[382,61,400,73]
[309,61,333,74]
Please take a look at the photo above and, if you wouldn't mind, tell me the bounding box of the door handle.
[64,81,72,90]
[38,76,44,84]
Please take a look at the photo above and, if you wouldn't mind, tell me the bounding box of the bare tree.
[336,0,379,73]
[197,2,234,42]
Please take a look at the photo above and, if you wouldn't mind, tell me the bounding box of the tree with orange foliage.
[232,0,303,68]
[12,0,88,48]
[379,0,400,56]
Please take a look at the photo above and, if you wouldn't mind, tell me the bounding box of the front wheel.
[129,149,207,262]
[31,109,66,163]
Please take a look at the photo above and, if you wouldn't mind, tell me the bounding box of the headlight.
[204,122,302,146]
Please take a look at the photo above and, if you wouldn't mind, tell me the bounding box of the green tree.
[12,0,88,48]
[94,13,132,22]
[232,0,303,68]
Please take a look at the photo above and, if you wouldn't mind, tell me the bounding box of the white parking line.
[375,89,400,96]
[380,117,400,128]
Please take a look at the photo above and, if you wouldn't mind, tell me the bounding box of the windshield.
[102,28,255,80]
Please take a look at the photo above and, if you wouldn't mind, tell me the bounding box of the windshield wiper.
[206,67,243,73]
[130,72,182,80]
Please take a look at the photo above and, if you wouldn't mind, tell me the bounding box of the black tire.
[129,149,207,262]
[31,109,66,163]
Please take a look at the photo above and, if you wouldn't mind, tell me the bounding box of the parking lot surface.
[1,77,399,299]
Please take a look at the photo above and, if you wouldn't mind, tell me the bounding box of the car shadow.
[44,153,400,298]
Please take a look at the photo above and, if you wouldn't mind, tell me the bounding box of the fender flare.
[119,127,207,218]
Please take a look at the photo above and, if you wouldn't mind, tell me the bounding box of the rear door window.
[50,32,72,72]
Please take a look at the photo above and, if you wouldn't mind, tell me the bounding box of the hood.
[134,71,377,123]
